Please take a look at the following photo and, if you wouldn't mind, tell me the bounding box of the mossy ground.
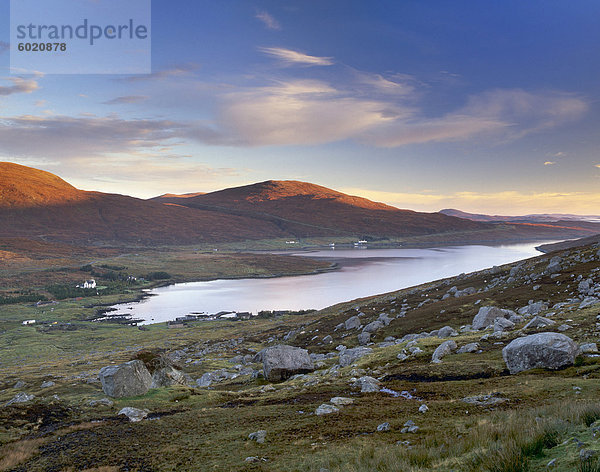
[1,241,600,471]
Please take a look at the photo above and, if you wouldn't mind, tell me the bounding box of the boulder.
[6,393,35,406]
[40,381,55,388]
[523,316,555,330]
[362,320,384,333]
[357,332,371,345]
[322,335,333,344]
[580,343,598,353]
[339,347,373,367]
[261,345,314,381]
[493,317,515,333]
[437,326,458,338]
[118,407,148,422]
[457,342,479,354]
[344,316,361,330]
[99,360,152,398]
[315,403,339,415]
[150,366,193,389]
[353,376,380,393]
[518,301,548,317]
[431,340,457,363]
[248,430,267,443]
[330,397,354,406]
[377,422,390,432]
[502,332,579,374]
[580,297,600,309]
[472,306,515,330]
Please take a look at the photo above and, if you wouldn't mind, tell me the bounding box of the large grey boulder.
[339,347,373,367]
[494,317,515,333]
[472,306,515,330]
[523,316,555,330]
[502,333,579,374]
[99,360,152,398]
[150,365,193,389]
[437,326,458,338]
[431,340,457,363]
[363,320,384,334]
[357,332,371,345]
[344,316,361,330]
[518,301,548,317]
[261,345,314,381]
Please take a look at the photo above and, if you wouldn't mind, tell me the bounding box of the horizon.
[2,1,600,214]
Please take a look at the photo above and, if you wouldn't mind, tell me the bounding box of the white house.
[77,279,96,289]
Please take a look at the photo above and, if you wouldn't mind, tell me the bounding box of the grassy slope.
[1,241,600,470]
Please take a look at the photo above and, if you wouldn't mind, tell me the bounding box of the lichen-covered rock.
[99,360,152,398]
[118,407,148,422]
[261,345,314,381]
[502,332,579,374]
[357,332,371,345]
[344,316,361,330]
[472,306,515,330]
[150,365,193,389]
[339,347,373,367]
[431,340,457,363]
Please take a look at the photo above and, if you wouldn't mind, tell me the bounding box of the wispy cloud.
[544,161,555,165]
[103,95,149,105]
[259,47,334,66]
[119,64,198,82]
[0,77,39,96]
[255,11,281,30]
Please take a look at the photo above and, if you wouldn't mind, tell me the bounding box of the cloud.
[544,161,555,166]
[119,64,198,82]
[0,77,39,96]
[595,164,600,169]
[0,114,222,158]
[0,41,9,55]
[103,95,149,105]
[219,80,402,146]
[340,187,600,214]
[255,11,281,30]
[258,47,334,66]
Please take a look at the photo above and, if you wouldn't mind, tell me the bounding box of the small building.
[167,320,186,329]
[77,279,96,289]
[22,319,36,325]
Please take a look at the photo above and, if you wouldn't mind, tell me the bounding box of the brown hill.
[153,180,489,238]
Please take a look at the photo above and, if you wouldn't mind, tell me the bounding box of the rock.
[558,324,571,332]
[401,420,419,433]
[344,316,361,330]
[248,430,267,443]
[322,335,333,344]
[437,326,458,338]
[523,316,556,330]
[580,343,598,353]
[580,449,597,461]
[330,397,354,406]
[377,422,390,432]
[580,297,600,309]
[151,366,193,388]
[353,376,380,393]
[88,398,114,407]
[99,360,152,398]
[118,407,148,422]
[315,403,339,415]
[13,380,26,389]
[6,393,35,405]
[518,301,548,317]
[502,332,580,374]
[363,320,384,334]
[431,340,457,363]
[546,258,562,274]
[339,347,373,367]
[472,306,515,330]
[262,345,314,381]
[40,381,55,388]
[494,317,515,332]
[418,404,429,413]
[245,457,259,463]
[196,369,238,387]
[457,343,479,354]
[378,313,392,326]
[462,393,508,406]
[357,332,371,345]
[396,352,409,361]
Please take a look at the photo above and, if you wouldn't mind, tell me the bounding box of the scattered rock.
[330,397,354,406]
[363,320,384,334]
[99,360,152,398]
[339,347,373,367]
[401,420,419,433]
[457,343,479,354]
[151,366,193,388]
[88,398,114,407]
[13,380,26,389]
[357,332,371,345]
[315,403,339,415]
[523,316,555,330]
[248,430,267,443]
[580,343,598,353]
[118,407,148,422]
[261,345,314,381]
[40,380,55,388]
[472,306,515,330]
[418,404,429,413]
[344,316,361,330]
[462,392,508,406]
[322,335,333,344]
[494,317,515,332]
[437,326,458,338]
[377,422,390,432]
[502,332,579,374]
[431,340,457,363]
[580,297,600,309]
[6,393,35,406]
[353,376,380,393]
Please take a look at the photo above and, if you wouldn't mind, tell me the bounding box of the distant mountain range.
[1,162,598,246]
[440,208,600,224]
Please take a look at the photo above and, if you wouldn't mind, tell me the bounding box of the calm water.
[110,242,546,324]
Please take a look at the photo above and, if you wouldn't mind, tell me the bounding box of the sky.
[1,0,600,215]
